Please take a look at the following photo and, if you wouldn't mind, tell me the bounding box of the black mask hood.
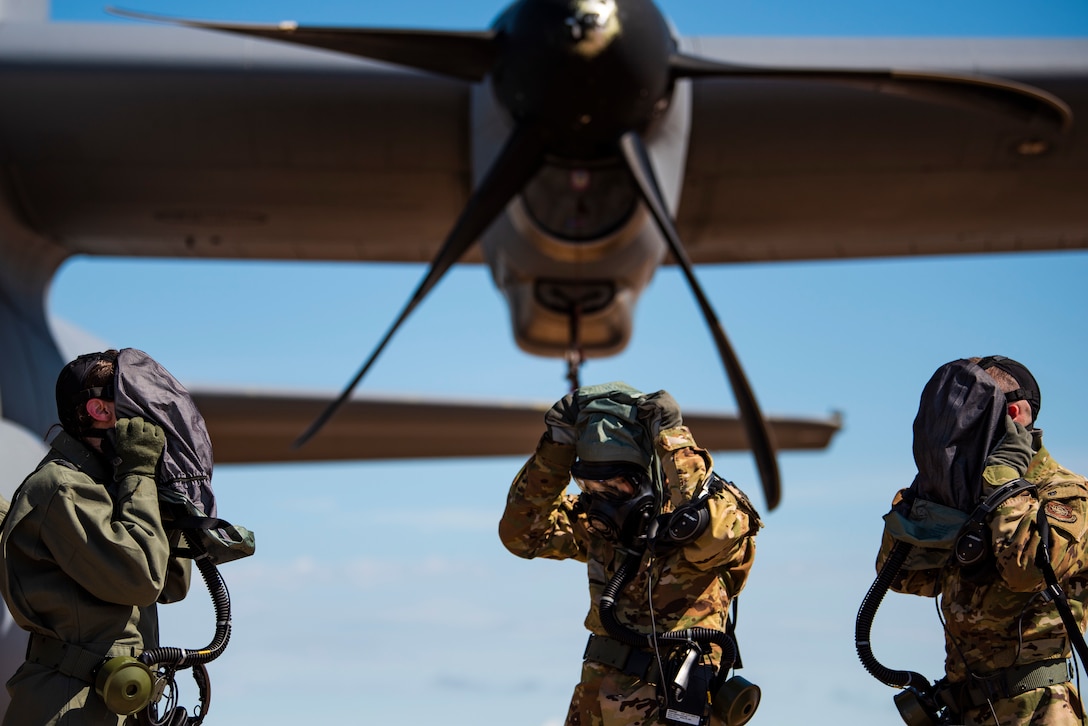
[908,359,1007,512]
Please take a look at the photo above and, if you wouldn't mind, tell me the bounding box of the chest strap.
[26,633,139,684]
[954,478,1036,567]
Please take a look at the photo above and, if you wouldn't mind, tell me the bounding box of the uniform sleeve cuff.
[982,464,1022,488]
[537,432,577,468]
[657,425,697,451]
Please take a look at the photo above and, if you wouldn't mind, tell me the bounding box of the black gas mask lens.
[573,463,656,548]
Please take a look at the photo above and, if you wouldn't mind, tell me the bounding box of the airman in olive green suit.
[877,357,1088,725]
[499,384,761,726]
[0,353,190,725]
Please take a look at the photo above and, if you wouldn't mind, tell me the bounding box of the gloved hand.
[637,390,683,439]
[112,417,165,480]
[544,392,579,445]
[984,415,1034,479]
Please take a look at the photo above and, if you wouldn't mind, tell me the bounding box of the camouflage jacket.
[877,437,1088,683]
[499,426,761,645]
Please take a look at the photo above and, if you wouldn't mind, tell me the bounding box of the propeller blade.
[670,52,1072,132]
[107,6,497,82]
[617,131,781,511]
[294,125,547,448]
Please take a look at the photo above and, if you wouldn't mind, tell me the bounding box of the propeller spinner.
[110,0,1072,511]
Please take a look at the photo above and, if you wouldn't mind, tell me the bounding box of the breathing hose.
[139,551,232,670]
[600,551,738,670]
[855,540,931,690]
[136,537,232,726]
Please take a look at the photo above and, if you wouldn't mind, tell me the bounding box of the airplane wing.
[191,389,842,464]
[677,38,1088,263]
[2,26,1085,265]
[0,21,482,264]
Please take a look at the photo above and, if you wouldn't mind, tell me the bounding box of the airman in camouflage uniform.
[499,385,761,726]
[877,357,1088,725]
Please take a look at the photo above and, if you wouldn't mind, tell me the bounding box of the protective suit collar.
[49,430,110,482]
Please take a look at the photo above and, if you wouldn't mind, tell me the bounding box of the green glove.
[113,417,165,479]
[984,416,1034,479]
[544,392,579,445]
[637,390,683,439]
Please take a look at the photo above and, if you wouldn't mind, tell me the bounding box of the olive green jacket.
[0,431,190,660]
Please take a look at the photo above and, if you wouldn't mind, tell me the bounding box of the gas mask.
[575,465,657,548]
[566,383,663,548]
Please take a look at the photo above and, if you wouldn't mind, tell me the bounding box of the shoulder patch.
[718,479,763,529]
[1045,501,1078,524]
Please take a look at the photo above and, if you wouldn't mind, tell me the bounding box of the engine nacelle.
[470,73,692,360]
[490,188,662,358]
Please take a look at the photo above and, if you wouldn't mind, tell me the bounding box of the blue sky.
[24,1,1088,724]
[54,0,1088,36]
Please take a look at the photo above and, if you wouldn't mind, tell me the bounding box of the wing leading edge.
[3,28,1086,266]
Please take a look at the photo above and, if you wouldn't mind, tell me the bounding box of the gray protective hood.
[113,348,253,563]
[114,348,215,515]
